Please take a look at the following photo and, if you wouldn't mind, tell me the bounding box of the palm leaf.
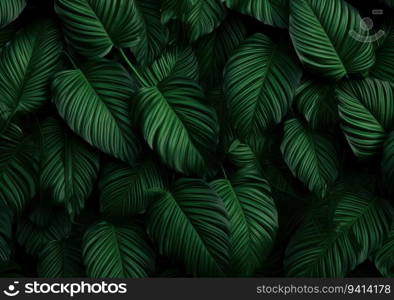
[195,17,246,87]
[135,77,219,175]
[161,0,226,41]
[83,221,155,278]
[337,78,394,159]
[146,178,230,276]
[222,0,289,28]
[224,33,301,139]
[55,0,143,57]
[289,0,375,79]
[52,59,141,164]
[0,124,37,213]
[296,79,338,129]
[281,118,339,198]
[38,239,85,277]
[210,165,278,276]
[0,0,25,28]
[39,117,100,218]
[0,21,62,131]
[285,191,391,277]
[99,159,166,217]
[0,209,12,262]
[140,47,199,86]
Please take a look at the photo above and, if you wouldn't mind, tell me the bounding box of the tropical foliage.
[0,0,393,278]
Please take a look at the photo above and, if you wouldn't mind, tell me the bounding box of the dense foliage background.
[0,0,393,278]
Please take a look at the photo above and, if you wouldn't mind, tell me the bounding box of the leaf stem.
[118,48,148,87]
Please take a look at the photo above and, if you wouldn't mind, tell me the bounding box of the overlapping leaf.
[296,80,338,129]
[83,221,155,278]
[281,118,339,198]
[224,33,301,139]
[146,179,230,276]
[38,239,85,277]
[55,0,143,57]
[289,0,375,79]
[285,191,391,277]
[161,0,226,41]
[0,0,25,28]
[0,124,37,213]
[52,59,141,164]
[99,159,166,217]
[222,0,289,28]
[135,77,219,175]
[210,165,278,276]
[337,78,394,159]
[40,117,100,218]
[0,21,61,131]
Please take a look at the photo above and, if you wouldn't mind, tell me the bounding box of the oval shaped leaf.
[146,178,230,276]
[210,165,278,276]
[281,118,339,198]
[135,77,219,175]
[0,21,62,129]
[289,0,375,79]
[224,33,301,139]
[40,117,100,218]
[337,78,394,159]
[296,79,338,129]
[99,159,166,217]
[52,59,141,164]
[83,221,155,278]
[55,0,143,57]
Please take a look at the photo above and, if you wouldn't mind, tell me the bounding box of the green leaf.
[83,221,155,278]
[17,209,72,256]
[40,117,100,218]
[146,178,230,276]
[132,0,169,66]
[222,0,289,28]
[224,33,301,139]
[382,131,394,195]
[285,192,391,277]
[337,78,394,159]
[135,77,219,175]
[195,17,246,87]
[140,47,199,86]
[296,79,338,129]
[0,23,17,49]
[210,165,278,276]
[289,0,375,80]
[0,124,37,213]
[373,222,394,277]
[384,0,394,7]
[38,239,85,277]
[281,118,339,198]
[55,0,143,57]
[0,0,25,28]
[52,59,141,164]
[99,159,166,217]
[161,0,226,41]
[0,21,62,130]
[370,20,394,84]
